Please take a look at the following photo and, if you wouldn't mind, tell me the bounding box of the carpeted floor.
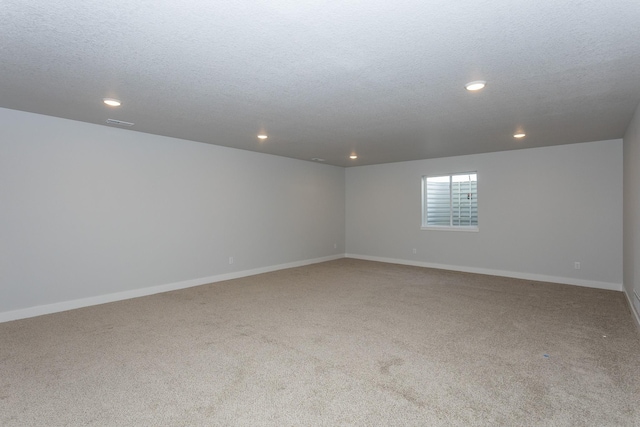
[1,259,639,426]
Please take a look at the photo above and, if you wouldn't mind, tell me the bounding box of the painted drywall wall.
[346,140,623,290]
[623,101,640,322]
[0,108,345,318]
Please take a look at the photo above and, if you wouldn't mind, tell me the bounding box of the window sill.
[421,226,479,232]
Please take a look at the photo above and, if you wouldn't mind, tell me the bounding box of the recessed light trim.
[311,158,326,162]
[350,154,358,160]
[465,81,486,91]
[103,98,121,107]
[513,133,526,138]
[257,134,268,140]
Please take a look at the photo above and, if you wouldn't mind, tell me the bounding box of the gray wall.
[0,105,630,321]
[346,140,623,289]
[624,102,640,320]
[0,108,345,317]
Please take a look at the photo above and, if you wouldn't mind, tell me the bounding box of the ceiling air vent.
[106,118,134,127]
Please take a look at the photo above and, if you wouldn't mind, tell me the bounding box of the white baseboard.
[2,253,625,324]
[625,289,640,330]
[345,254,622,292]
[0,254,345,323]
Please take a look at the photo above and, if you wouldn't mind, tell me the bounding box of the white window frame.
[421,172,478,232]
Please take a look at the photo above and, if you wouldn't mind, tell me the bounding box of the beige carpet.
[1,259,639,426]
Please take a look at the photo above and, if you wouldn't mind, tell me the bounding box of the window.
[422,172,478,230]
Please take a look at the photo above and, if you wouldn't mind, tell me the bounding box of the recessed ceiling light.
[465,81,486,91]
[103,98,121,107]
[514,133,526,138]
[257,134,268,140]
[311,158,326,162]
[350,154,358,160]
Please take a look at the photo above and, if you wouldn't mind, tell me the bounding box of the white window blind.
[423,173,477,229]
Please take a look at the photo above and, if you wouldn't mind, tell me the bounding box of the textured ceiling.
[2,1,640,166]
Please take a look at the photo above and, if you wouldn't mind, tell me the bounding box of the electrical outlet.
[412,248,417,254]
[334,243,337,249]
[229,257,234,265]
[574,262,580,270]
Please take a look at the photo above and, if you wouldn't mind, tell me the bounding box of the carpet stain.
[378,382,424,408]
[260,335,278,345]
[378,357,405,375]
[314,365,326,375]
[234,324,255,337]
